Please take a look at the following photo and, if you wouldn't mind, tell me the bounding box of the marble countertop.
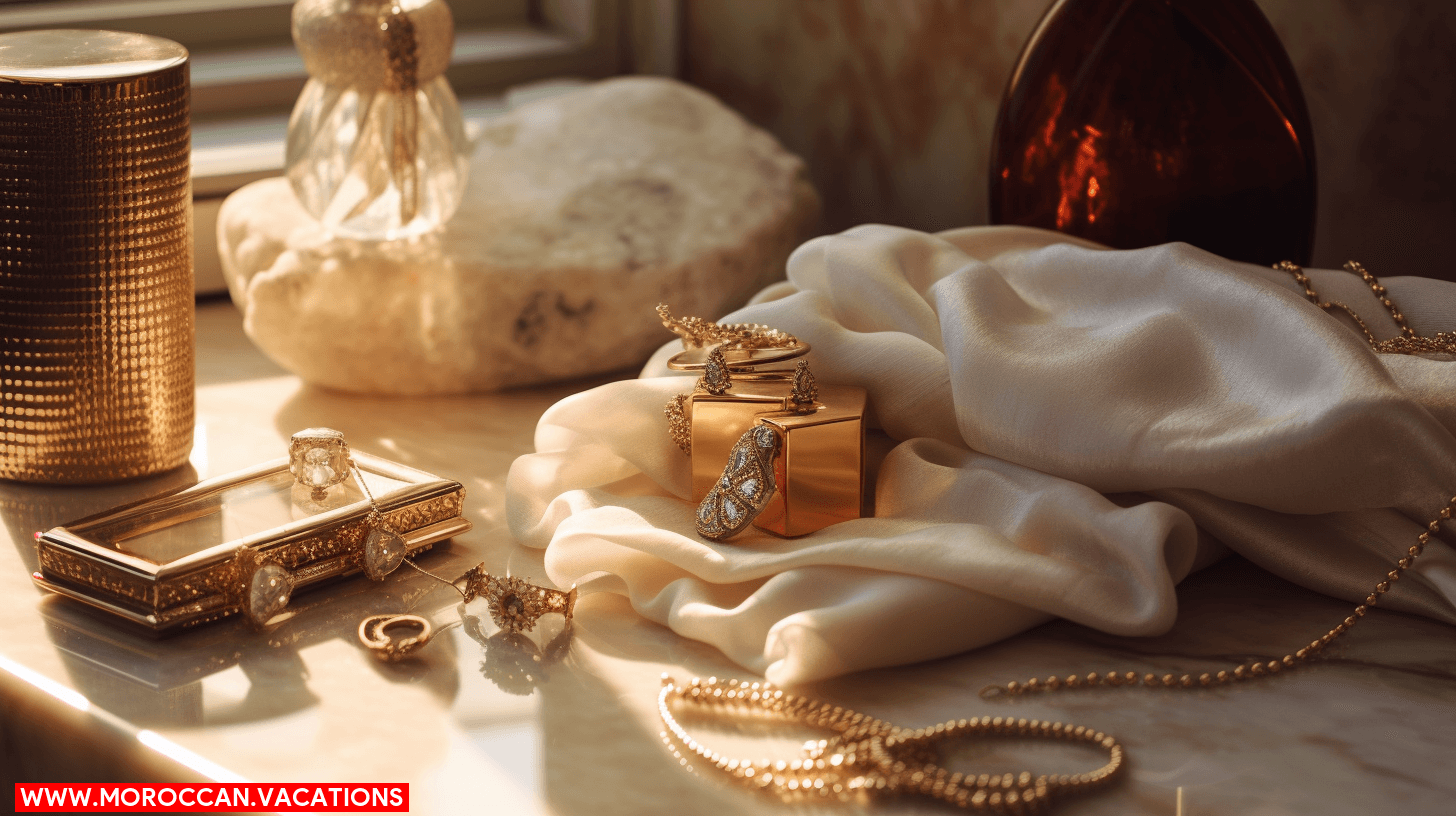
[2,302,1453,815]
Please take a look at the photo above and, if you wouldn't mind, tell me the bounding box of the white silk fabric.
[506,225,1456,685]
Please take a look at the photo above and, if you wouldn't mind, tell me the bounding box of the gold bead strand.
[1275,261,1383,347]
[661,674,1130,813]
[1344,260,1416,339]
[892,715,1124,812]
[983,495,1453,698]
[1277,260,1456,355]
[659,676,888,803]
[1275,260,1320,305]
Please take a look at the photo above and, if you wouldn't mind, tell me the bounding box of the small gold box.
[689,375,795,504]
[665,335,866,538]
[752,385,866,537]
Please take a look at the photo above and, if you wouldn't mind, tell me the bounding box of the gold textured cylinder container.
[0,30,194,483]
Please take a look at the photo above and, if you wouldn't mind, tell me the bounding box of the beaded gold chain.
[982,495,1452,697]
[658,675,1122,813]
[1275,259,1456,355]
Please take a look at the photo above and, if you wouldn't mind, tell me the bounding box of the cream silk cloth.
[506,225,1456,685]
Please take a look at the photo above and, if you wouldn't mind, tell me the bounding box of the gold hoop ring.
[358,613,434,663]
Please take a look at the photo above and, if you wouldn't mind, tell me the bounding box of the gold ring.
[358,613,434,663]
[289,427,352,501]
[460,565,577,634]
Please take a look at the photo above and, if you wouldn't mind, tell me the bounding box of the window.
[0,0,680,292]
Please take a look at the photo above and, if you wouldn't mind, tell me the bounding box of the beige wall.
[682,0,1456,278]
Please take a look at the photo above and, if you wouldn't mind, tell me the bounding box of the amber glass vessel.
[990,0,1316,265]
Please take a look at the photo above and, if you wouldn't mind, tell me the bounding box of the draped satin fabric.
[506,225,1456,686]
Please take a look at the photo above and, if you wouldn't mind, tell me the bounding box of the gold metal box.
[31,453,470,633]
[665,333,867,538]
[752,385,866,537]
[692,381,867,538]
[689,375,796,504]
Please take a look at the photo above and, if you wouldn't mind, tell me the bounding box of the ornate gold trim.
[34,457,469,632]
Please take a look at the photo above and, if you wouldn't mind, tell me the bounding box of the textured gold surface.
[689,378,794,504]
[34,477,468,633]
[755,385,866,538]
[0,30,195,483]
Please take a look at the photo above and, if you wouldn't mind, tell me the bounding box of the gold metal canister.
[0,30,194,483]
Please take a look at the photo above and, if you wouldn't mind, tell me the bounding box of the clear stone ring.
[289,427,351,501]
[357,564,578,662]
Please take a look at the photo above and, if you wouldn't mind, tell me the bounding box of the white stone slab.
[218,76,820,395]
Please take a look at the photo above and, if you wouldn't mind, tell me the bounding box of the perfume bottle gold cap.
[0,30,195,483]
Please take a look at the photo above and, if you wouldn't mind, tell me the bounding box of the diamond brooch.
[696,423,780,541]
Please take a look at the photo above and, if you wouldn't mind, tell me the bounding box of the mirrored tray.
[32,452,470,633]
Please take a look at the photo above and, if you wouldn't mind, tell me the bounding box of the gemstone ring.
[289,427,351,501]
[459,564,577,635]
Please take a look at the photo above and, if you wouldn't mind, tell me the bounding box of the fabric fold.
[506,224,1456,685]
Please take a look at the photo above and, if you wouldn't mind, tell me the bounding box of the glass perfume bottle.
[287,0,470,240]
[989,0,1316,266]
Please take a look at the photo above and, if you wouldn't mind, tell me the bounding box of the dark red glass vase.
[989,0,1316,265]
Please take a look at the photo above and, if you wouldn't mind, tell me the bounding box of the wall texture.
[682,0,1456,277]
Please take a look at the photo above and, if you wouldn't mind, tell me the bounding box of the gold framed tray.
[31,452,469,634]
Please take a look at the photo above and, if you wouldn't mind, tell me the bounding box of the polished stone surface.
[2,302,1454,814]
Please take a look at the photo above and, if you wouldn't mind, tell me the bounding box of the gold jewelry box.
[751,385,866,537]
[670,347,866,538]
[687,375,796,504]
[31,453,470,634]
[666,344,808,504]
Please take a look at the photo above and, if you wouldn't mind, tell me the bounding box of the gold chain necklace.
[658,675,1123,812]
[1275,259,1456,354]
[982,495,1451,696]
[662,496,1454,813]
